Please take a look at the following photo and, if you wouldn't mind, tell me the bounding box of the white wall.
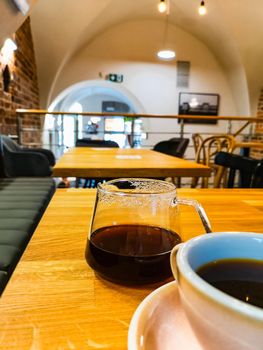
[50,19,243,154]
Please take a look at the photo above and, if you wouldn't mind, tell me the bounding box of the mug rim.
[175,232,263,322]
[98,178,177,196]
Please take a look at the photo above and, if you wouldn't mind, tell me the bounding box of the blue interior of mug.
[185,232,263,271]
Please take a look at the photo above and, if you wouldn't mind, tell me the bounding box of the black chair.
[75,138,119,188]
[0,135,55,177]
[153,138,189,187]
[214,151,262,188]
[153,138,189,158]
[252,160,263,188]
[76,139,119,148]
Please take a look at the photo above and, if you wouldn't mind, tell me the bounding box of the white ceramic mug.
[170,232,263,350]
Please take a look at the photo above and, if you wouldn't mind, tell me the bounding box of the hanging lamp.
[157,0,176,61]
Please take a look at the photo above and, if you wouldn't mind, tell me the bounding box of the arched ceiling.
[18,0,263,113]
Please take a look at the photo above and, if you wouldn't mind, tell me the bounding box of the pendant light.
[157,0,176,61]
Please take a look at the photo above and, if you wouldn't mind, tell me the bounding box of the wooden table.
[0,188,263,349]
[235,142,263,149]
[52,147,211,178]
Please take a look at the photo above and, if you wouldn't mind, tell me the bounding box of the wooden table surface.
[52,147,211,178]
[235,142,263,149]
[0,188,263,349]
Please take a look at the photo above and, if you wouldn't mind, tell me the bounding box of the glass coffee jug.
[85,178,211,284]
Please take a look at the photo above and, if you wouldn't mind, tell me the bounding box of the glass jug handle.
[175,198,212,233]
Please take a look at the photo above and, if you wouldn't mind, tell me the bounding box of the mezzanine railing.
[12,109,263,187]
[15,109,262,155]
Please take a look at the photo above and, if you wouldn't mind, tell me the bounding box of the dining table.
[52,147,211,178]
[0,188,262,349]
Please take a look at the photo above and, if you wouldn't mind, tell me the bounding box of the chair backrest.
[153,138,189,158]
[215,151,261,188]
[76,139,119,148]
[193,134,236,188]
[252,160,263,188]
[192,133,203,155]
[195,135,236,165]
[169,138,190,157]
[0,135,20,177]
[0,135,52,177]
[0,136,7,177]
[1,135,21,152]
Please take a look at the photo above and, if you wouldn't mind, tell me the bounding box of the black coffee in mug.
[196,258,263,308]
[86,224,181,284]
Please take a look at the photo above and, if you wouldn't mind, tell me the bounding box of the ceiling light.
[198,1,207,15]
[157,1,176,61]
[158,0,167,13]
[157,49,176,60]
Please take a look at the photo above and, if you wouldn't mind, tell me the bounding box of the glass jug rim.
[97,178,177,196]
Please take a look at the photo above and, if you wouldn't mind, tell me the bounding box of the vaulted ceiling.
[1,0,263,114]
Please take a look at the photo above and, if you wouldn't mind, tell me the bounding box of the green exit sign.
[107,74,123,83]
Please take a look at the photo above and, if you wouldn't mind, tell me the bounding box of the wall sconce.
[158,0,167,13]
[198,1,207,15]
[1,38,17,65]
[0,38,17,92]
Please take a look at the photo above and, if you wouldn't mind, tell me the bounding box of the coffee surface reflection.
[197,258,263,309]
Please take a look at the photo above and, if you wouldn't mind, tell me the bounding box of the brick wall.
[250,88,263,159]
[0,18,41,146]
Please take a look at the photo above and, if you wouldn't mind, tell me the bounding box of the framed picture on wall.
[178,92,220,124]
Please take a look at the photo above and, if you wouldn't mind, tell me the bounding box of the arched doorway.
[45,80,145,156]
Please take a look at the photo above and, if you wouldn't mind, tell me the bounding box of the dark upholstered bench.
[0,177,56,293]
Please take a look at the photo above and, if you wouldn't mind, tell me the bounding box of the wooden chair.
[192,134,236,188]
[192,133,203,155]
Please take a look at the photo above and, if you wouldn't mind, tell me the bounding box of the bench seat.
[0,177,56,293]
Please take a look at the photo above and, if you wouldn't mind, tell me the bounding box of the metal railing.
[15,109,262,154]
[12,109,263,187]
